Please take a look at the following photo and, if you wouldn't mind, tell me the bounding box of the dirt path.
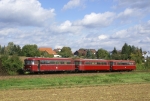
[0,83,150,101]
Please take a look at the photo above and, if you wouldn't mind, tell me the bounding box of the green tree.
[130,49,143,63]
[0,45,1,54]
[0,46,5,55]
[131,45,136,54]
[96,48,109,59]
[21,44,40,57]
[59,47,72,57]
[121,43,131,59]
[111,53,122,60]
[2,42,22,55]
[112,47,117,54]
[6,42,14,55]
[14,45,22,55]
[111,47,121,60]
[0,55,23,75]
[86,49,92,59]
[144,57,150,69]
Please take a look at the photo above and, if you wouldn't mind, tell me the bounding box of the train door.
[74,61,81,72]
[37,60,40,71]
[109,61,114,71]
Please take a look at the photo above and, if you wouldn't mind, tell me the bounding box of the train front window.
[25,60,34,65]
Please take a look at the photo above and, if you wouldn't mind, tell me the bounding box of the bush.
[136,63,145,70]
[0,55,23,75]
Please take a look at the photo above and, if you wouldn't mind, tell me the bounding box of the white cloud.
[98,35,108,40]
[118,8,133,17]
[59,20,72,30]
[62,0,82,10]
[75,12,116,28]
[111,29,129,39]
[48,20,83,35]
[0,0,55,27]
[117,8,143,23]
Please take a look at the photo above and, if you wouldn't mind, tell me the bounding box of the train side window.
[91,62,95,65]
[56,61,59,64]
[67,61,71,64]
[45,60,50,64]
[40,60,45,64]
[85,62,90,64]
[50,61,55,64]
[34,61,38,64]
[60,61,64,64]
[129,62,134,65]
[103,62,106,65]
[47,60,51,64]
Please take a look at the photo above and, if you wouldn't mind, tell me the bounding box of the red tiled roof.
[39,47,57,55]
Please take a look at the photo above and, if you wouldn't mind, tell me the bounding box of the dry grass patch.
[0,83,150,101]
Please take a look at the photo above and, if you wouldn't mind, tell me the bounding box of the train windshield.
[24,60,34,65]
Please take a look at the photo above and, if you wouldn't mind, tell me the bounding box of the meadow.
[0,72,150,90]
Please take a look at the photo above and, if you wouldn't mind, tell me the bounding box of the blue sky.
[0,0,150,52]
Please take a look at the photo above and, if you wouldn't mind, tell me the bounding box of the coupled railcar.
[109,60,136,71]
[74,59,110,71]
[24,57,75,73]
[24,57,136,73]
[74,59,136,72]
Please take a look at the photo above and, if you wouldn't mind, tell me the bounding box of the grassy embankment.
[0,72,150,90]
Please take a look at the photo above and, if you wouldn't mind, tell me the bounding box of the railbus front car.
[24,57,75,73]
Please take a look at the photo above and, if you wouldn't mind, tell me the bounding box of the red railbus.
[74,59,110,71]
[109,60,136,71]
[24,57,75,73]
[24,58,136,73]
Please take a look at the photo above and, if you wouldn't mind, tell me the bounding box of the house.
[74,48,96,56]
[39,47,57,55]
[53,48,61,53]
[142,51,150,62]
[39,47,62,57]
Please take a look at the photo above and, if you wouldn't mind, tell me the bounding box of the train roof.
[74,59,135,62]
[24,57,72,61]
[74,59,108,61]
[109,60,135,62]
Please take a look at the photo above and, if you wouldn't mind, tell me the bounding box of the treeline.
[0,42,150,75]
[0,42,41,57]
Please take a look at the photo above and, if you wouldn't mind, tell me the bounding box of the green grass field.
[0,72,150,90]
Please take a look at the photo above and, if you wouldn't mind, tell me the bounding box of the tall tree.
[6,42,14,55]
[96,48,109,59]
[86,49,92,59]
[0,45,1,54]
[121,43,131,60]
[112,47,117,54]
[59,47,72,57]
[21,44,40,57]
